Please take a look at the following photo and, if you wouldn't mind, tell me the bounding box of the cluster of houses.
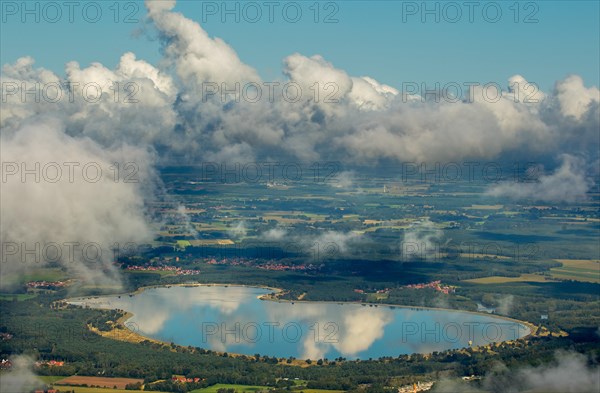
[26,281,67,289]
[176,268,201,275]
[206,257,321,272]
[125,265,200,275]
[397,381,434,392]
[354,280,456,295]
[206,257,261,267]
[35,360,65,367]
[354,288,390,295]
[403,280,456,295]
[171,376,204,383]
[256,262,321,272]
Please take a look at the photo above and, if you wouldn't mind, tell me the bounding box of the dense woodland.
[1,263,599,390]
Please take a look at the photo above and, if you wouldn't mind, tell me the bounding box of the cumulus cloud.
[1,53,178,149]
[495,295,514,316]
[486,154,592,203]
[0,356,43,393]
[307,230,363,255]
[349,76,399,110]
[145,0,176,15]
[433,350,600,393]
[175,204,199,239]
[262,227,288,241]
[330,170,356,189]
[402,219,444,260]
[514,351,600,392]
[145,0,259,89]
[259,227,363,260]
[555,75,600,120]
[1,0,599,290]
[228,221,248,240]
[283,53,353,114]
[336,76,554,164]
[2,0,598,169]
[0,121,156,289]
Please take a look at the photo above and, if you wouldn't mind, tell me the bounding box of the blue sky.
[1,0,599,91]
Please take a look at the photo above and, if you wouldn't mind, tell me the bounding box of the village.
[206,257,323,272]
[403,280,456,295]
[124,265,201,276]
[397,381,434,392]
[354,281,456,298]
[26,281,68,290]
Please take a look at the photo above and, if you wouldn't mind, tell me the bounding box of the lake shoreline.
[258,292,535,338]
[65,282,536,359]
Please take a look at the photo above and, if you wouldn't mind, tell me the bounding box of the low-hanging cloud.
[495,295,514,316]
[259,227,363,259]
[1,0,598,288]
[402,219,445,260]
[0,120,156,289]
[433,350,600,392]
[486,154,592,203]
[0,355,43,393]
[228,221,248,240]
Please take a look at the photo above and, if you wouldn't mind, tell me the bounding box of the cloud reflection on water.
[71,285,528,359]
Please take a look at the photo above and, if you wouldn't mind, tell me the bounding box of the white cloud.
[2,1,599,168]
[402,219,444,260]
[1,53,178,148]
[145,0,259,90]
[262,228,288,241]
[349,76,398,110]
[0,121,156,289]
[486,154,592,203]
[228,221,248,240]
[0,356,43,393]
[433,351,600,392]
[555,75,600,120]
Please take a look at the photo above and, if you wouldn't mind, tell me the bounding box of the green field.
[464,274,554,284]
[367,292,389,301]
[39,375,67,383]
[189,383,344,393]
[191,383,272,393]
[550,259,600,283]
[0,293,38,301]
[299,390,345,393]
[176,240,193,249]
[124,269,176,277]
[49,386,144,393]
[5,267,67,284]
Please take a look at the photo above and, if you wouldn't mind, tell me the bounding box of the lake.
[69,285,530,360]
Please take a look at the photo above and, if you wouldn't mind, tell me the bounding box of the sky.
[2,0,599,167]
[1,0,599,289]
[1,0,599,91]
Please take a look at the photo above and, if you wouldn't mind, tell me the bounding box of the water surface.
[70,285,529,360]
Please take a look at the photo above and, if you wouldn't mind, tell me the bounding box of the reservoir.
[69,285,530,360]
